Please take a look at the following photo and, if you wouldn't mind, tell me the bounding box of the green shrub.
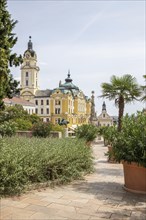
[51,124,64,133]
[99,126,118,146]
[113,112,146,167]
[15,118,32,131]
[75,124,98,142]
[0,137,93,196]
[32,122,52,137]
[0,121,17,137]
[27,114,41,124]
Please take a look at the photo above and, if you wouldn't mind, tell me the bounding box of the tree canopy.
[100,74,141,131]
[0,0,22,110]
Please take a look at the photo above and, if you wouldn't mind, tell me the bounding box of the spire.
[65,70,72,83]
[102,101,106,111]
[68,69,70,77]
[28,36,33,50]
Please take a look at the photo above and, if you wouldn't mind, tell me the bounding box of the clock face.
[26,53,30,58]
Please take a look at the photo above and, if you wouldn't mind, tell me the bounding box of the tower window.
[41,108,43,114]
[46,99,49,105]
[26,80,28,86]
[41,100,43,105]
[35,100,38,105]
[103,114,105,118]
[26,72,28,77]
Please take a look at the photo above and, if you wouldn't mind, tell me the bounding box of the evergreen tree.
[0,0,22,110]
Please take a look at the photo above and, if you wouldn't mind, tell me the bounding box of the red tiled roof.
[3,97,35,107]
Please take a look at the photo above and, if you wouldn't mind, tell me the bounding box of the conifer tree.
[0,0,22,110]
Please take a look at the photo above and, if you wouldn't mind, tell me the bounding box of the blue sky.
[8,0,145,115]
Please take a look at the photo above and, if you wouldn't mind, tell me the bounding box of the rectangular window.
[26,72,28,77]
[35,100,38,105]
[55,108,60,114]
[41,108,43,114]
[46,99,49,105]
[46,118,49,122]
[55,118,60,124]
[55,118,58,124]
[26,80,28,86]
[41,100,43,105]
[35,109,38,114]
[46,108,49,114]
[55,100,60,105]
[58,118,61,124]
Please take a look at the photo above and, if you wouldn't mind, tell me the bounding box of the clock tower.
[20,36,40,101]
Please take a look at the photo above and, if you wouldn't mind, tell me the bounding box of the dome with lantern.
[23,36,37,60]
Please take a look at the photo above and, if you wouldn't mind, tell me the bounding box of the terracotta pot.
[123,162,146,194]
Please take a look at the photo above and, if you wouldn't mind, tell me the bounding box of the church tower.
[20,36,40,101]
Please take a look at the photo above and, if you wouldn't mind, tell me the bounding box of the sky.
[7,0,145,116]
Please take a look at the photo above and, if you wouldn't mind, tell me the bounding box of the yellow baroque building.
[20,37,91,127]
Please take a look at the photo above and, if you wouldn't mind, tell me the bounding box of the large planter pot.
[123,162,146,194]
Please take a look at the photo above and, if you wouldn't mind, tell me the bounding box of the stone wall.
[16,131,62,138]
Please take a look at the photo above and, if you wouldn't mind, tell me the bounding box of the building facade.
[20,37,91,127]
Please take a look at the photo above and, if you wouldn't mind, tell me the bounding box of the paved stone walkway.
[1,142,146,220]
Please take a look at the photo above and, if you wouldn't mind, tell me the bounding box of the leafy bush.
[99,126,118,146]
[32,122,52,137]
[28,114,41,124]
[0,137,93,196]
[15,118,32,131]
[75,124,98,142]
[113,112,146,167]
[0,105,28,123]
[0,121,17,137]
[0,105,41,133]
[51,124,64,133]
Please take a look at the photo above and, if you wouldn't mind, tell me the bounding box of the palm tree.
[100,74,141,131]
[141,75,146,110]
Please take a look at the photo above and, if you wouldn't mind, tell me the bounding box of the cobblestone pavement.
[1,142,146,220]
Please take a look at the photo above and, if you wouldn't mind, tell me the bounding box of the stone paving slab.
[1,142,146,220]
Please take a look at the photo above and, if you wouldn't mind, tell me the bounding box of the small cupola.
[65,70,72,83]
